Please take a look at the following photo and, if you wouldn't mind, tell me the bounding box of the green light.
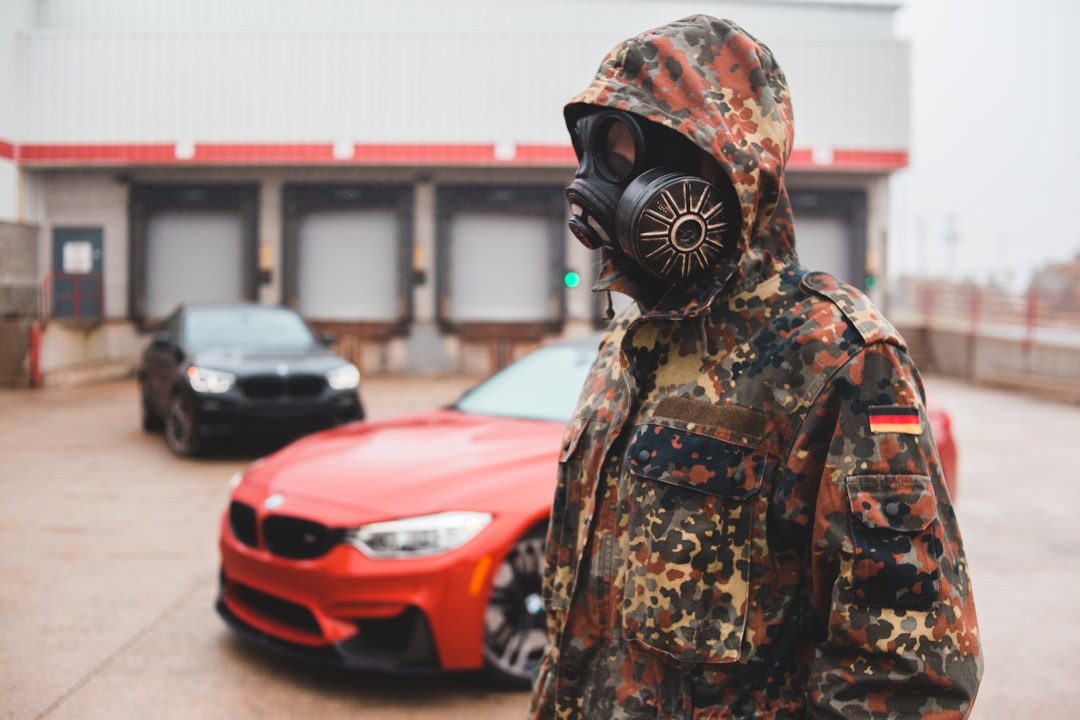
[865,274,878,290]
[563,270,581,288]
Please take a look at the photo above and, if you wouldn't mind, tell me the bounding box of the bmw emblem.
[264,494,285,511]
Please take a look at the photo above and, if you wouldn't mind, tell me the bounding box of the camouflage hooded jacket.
[529,15,982,720]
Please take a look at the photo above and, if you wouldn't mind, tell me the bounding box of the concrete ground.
[1,373,1078,719]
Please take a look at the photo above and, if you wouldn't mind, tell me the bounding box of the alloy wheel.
[482,525,548,688]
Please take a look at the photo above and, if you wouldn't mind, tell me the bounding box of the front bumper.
[216,574,440,671]
[194,390,362,438]
[216,510,508,673]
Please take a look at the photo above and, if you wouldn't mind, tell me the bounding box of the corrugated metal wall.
[6,0,909,380]
[16,0,908,153]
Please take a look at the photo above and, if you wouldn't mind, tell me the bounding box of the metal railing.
[892,280,1080,350]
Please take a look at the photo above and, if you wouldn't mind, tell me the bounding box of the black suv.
[139,303,364,457]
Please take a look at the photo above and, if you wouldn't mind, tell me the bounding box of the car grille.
[228,502,343,560]
[229,501,258,548]
[238,374,327,399]
[263,515,344,559]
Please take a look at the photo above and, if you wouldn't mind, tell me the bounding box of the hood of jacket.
[565,14,797,319]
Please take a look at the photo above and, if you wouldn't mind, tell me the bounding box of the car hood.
[192,347,344,375]
[236,409,565,525]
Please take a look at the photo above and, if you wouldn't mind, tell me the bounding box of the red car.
[216,333,957,688]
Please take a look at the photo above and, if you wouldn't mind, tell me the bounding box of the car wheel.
[140,381,163,432]
[164,390,202,458]
[482,524,548,689]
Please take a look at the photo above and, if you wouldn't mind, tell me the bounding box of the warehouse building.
[0,0,909,383]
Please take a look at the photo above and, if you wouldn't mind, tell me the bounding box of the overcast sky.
[889,0,1079,289]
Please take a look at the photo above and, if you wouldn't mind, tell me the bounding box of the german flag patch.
[868,405,922,435]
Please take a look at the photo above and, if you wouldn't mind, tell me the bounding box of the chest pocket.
[622,422,770,665]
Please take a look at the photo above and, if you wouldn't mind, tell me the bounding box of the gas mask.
[566,109,741,284]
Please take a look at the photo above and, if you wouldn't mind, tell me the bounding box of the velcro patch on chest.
[867,405,921,435]
[654,397,766,438]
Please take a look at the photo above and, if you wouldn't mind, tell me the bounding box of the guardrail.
[914,283,1080,348]
[890,280,1080,403]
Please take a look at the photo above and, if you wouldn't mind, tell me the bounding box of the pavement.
[1,373,1079,719]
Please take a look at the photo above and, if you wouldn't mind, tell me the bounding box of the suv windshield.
[184,306,316,352]
[453,339,597,422]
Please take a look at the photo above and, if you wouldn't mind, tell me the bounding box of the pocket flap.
[846,475,937,532]
[558,417,587,463]
[627,423,762,500]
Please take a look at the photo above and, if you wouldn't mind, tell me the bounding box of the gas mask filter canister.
[565,110,741,284]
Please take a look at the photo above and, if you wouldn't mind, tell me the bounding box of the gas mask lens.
[599,117,637,179]
[565,112,648,251]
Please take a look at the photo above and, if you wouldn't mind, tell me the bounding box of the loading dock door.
[447,213,550,322]
[789,189,868,289]
[297,210,399,321]
[796,215,853,283]
[145,212,245,317]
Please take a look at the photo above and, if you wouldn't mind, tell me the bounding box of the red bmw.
[216,335,598,688]
[216,333,958,688]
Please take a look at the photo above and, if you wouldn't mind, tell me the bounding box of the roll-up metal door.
[447,213,550,322]
[145,212,244,316]
[436,185,565,340]
[282,184,413,339]
[794,215,853,283]
[129,184,258,327]
[297,209,398,321]
[789,189,868,288]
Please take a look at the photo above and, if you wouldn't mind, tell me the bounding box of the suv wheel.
[164,391,202,457]
[140,381,163,432]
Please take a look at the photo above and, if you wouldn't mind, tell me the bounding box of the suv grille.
[263,515,344,559]
[239,374,327,399]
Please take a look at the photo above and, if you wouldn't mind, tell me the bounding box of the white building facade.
[0,0,909,382]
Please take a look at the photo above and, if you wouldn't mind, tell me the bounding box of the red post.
[29,322,42,387]
[1022,291,1038,372]
[966,286,981,380]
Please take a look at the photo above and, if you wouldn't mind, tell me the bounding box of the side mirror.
[150,331,183,361]
[150,331,173,350]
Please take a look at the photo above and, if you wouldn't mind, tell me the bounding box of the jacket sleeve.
[790,340,983,719]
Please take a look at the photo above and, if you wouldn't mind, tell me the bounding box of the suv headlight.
[344,511,493,559]
[187,365,235,393]
[326,363,360,390]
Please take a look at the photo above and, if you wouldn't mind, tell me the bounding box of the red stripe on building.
[351,143,496,164]
[19,143,177,163]
[788,148,814,166]
[11,141,908,170]
[513,144,579,164]
[787,148,908,172]
[832,149,908,170]
[192,143,337,162]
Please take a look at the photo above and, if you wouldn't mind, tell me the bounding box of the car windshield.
[183,306,316,352]
[453,338,598,422]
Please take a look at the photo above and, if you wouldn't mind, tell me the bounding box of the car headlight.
[344,511,493,559]
[187,365,235,393]
[326,363,360,390]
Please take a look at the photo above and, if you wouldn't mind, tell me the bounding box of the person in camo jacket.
[528,14,982,720]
